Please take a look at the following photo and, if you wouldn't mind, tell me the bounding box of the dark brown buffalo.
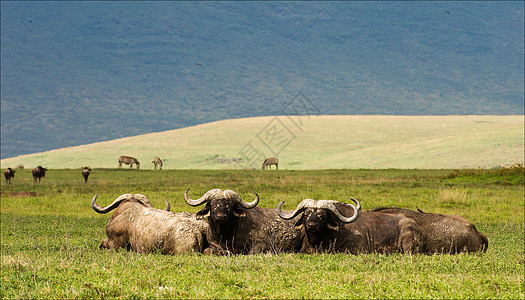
[82,167,91,184]
[372,207,488,253]
[278,199,427,254]
[184,188,302,255]
[92,193,208,254]
[4,168,15,184]
[32,166,47,183]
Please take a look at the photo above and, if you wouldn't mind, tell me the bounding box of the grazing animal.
[262,157,279,170]
[118,156,140,169]
[92,193,208,254]
[32,166,47,184]
[82,167,91,184]
[278,199,426,254]
[4,168,15,184]
[184,188,302,255]
[152,156,163,170]
[372,207,488,253]
[16,164,24,169]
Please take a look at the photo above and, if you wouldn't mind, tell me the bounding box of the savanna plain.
[1,167,524,299]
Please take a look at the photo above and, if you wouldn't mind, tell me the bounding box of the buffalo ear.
[196,207,210,220]
[294,215,305,228]
[233,207,246,218]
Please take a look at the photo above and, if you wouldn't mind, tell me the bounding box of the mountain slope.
[1,2,523,158]
[2,115,523,170]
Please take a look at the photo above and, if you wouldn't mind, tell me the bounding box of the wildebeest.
[262,157,279,170]
[372,207,488,253]
[184,188,302,255]
[82,167,91,184]
[92,193,208,254]
[118,156,140,169]
[4,168,15,184]
[32,166,47,184]
[278,199,427,254]
[152,156,163,170]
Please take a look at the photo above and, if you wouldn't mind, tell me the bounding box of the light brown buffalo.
[92,193,209,254]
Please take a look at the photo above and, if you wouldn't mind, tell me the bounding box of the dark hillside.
[1,1,523,158]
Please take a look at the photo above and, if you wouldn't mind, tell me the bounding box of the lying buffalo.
[372,207,488,253]
[278,199,427,254]
[92,193,208,254]
[184,188,302,255]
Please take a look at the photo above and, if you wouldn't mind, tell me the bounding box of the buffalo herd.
[2,161,488,255]
[92,188,488,256]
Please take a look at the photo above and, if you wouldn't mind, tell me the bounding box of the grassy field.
[1,167,523,299]
[1,115,523,170]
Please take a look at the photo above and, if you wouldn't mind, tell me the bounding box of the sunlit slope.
[2,116,523,170]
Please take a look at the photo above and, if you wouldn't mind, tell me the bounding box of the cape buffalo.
[82,167,91,184]
[4,168,15,184]
[92,193,208,254]
[118,156,140,169]
[32,166,47,183]
[184,188,302,255]
[372,207,488,253]
[152,156,163,170]
[262,157,279,170]
[278,199,427,254]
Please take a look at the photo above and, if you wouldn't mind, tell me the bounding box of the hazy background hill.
[1,115,523,170]
[1,2,523,159]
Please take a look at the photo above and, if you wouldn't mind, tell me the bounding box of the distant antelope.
[118,156,140,169]
[262,157,279,170]
[152,156,163,170]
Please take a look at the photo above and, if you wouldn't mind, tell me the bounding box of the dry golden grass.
[1,115,523,169]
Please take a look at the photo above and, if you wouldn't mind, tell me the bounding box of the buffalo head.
[184,188,259,233]
[278,198,360,232]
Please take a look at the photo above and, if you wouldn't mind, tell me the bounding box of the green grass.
[1,115,524,170]
[1,168,524,299]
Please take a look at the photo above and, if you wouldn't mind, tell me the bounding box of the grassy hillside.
[1,115,523,170]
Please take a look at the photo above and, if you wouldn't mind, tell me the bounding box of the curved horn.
[184,188,221,206]
[226,190,259,209]
[350,198,361,211]
[164,200,171,212]
[91,194,133,214]
[317,199,360,223]
[277,199,316,220]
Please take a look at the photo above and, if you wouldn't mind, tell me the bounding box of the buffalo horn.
[317,198,360,223]
[184,188,222,206]
[91,194,133,214]
[277,199,317,220]
[227,190,260,209]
